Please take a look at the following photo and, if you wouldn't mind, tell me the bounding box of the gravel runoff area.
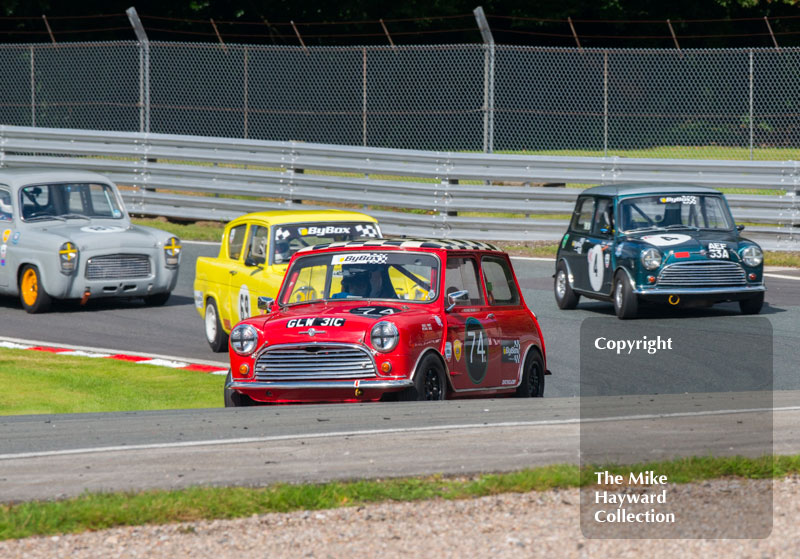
[2,477,798,559]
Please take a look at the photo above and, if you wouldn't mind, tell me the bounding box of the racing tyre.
[224,371,256,407]
[739,293,764,315]
[144,292,171,306]
[205,298,229,353]
[554,262,579,310]
[19,265,52,314]
[399,354,446,401]
[515,350,545,398]
[613,273,638,320]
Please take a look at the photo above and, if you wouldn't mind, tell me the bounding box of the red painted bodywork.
[227,245,547,403]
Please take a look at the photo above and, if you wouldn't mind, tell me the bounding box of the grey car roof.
[0,168,113,188]
[579,184,722,197]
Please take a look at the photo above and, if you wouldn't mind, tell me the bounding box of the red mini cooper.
[224,239,549,405]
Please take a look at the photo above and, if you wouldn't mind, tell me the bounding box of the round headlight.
[370,321,399,353]
[741,245,763,267]
[640,247,663,270]
[164,237,182,267]
[230,324,259,355]
[58,242,78,274]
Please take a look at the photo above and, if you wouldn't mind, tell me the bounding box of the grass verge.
[0,348,222,416]
[1,454,796,541]
[133,217,800,267]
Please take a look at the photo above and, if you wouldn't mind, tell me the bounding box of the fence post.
[604,50,608,157]
[474,7,495,153]
[362,47,367,147]
[126,7,150,135]
[749,49,754,161]
[30,46,35,127]
[244,46,249,139]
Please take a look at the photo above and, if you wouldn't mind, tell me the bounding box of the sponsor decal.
[287,317,346,328]
[615,244,623,257]
[464,317,489,384]
[0,260,4,266]
[659,195,697,205]
[11,231,20,245]
[604,252,611,269]
[561,233,569,248]
[433,315,443,327]
[501,379,516,385]
[587,245,605,291]
[349,306,400,317]
[2,229,10,242]
[444,341,453,360]
[421,323,432,332]
[501,339,521,364]
[453,339,462,362]
[707,242,729,259]
[80,225,125,233]
[675,251,690,258]
[0,244,6,258]
[354,224,379,238]
[303,226,352,236]
[275,227,291,240]
[193,290,204,309]
[640,234,692,248]
[237,284,251,321]
[332,253,388,265]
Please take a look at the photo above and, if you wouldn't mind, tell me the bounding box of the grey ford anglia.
[0,169,181,313]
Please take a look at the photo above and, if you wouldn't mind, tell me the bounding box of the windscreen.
[20,183,124,222]
[618,195,734,232]
[279,251,438,305]
[272,222,381,264]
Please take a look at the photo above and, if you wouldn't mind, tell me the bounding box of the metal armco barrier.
[1,125,798,250]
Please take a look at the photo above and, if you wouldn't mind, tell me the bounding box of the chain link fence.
[2,41,800,160]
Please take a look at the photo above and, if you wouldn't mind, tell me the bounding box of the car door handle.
[486,313,495,319]
[229,270,237,276]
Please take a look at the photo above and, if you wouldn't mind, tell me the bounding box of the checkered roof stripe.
[297,238,501,253]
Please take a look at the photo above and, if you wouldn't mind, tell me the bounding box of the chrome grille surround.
[657,261,747,288]
[254,343,377,381]
[85,254,151,280]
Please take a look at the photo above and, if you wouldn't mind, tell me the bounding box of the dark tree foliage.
[2,0,799,47]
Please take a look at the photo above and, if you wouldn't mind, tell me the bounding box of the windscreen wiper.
[664,224,699,231]
[59,213,91,220]
[25,215,65,222]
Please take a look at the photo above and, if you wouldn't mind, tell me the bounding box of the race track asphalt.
[1,242,799,397]
[1,243,799,500]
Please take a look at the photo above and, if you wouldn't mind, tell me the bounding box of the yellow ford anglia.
[194,210,381,351]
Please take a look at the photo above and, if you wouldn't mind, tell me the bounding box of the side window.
[570,197,595,233]
[20,185,51,220]
[592,198,614,237]
[244,225,270,266]
[445,257,484,306]
[482,257,520,306]
[0,189,12,221]
[227,224,247,261]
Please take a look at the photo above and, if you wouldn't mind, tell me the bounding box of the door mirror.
[446,289,469,312]
[244,256,265,268]
[736,224,745,232]
[257,296,274,313]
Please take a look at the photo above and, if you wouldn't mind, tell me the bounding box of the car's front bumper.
[633,284,765,301]
[227,379,414,391]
